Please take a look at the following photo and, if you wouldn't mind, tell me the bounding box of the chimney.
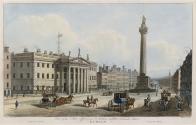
[24,48,28,52]
[87,54,89,61]
[106,66,109,71]
[37,49,41,53]
[69,51,71,57]
[103,64,106,70]
[4,46,9,53]
[44,50,47,54]
[99,66,103,72]
[49,51,53,55]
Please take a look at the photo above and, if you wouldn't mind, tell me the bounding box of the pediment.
[70,57,90,65]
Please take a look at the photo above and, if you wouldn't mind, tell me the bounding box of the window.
[13,73,16,78]
[13,62,15,67]
[56,74,58,79]
[52,74,54,79]
[64,73,67,79]
[7,82,9,88]
[42,63,44,68]
[52,64,54,68]
[27,86,29,90]
[20,73,23,78]
[47,63,49,68]
[64,67,67,72]
[21,85,23,90]
[20,62,23,67]
[27,62,30,67]
[37,73,40,78]
[7,64,9,69]
[47,73,49,79]
[7,74,9,79]
[27,73,30,78]
[42,73,44,79]
[7,56,9,60]
[37,62,40,67]
[13,86,15,90]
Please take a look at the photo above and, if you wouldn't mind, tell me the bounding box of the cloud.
[81,30,135,67]
[147,40,185,77]
[4,14,78,52]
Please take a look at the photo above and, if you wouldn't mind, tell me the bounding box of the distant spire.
[57,32,63,54]
[78,48,81,57]
[68,51,71,57]
[87,54,89,61]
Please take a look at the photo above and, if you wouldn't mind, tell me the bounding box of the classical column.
[67,67,71,95]
[86,69,89,92]
[60,66,64,93]
[83,69,86,92]
[139,15,148,76]
[81,68,83,93]
[73,68,76,93]
[77,67,80,93]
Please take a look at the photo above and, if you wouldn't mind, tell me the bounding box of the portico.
[54,55,90,94]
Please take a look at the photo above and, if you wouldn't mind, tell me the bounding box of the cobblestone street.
[4,92,191,117]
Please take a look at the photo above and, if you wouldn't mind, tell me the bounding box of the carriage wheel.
[108,100,112,111]
[120,104,125,113]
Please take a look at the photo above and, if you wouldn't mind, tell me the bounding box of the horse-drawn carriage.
[159,90,171,111]
[40,93,74,108]
[108,92,135,112]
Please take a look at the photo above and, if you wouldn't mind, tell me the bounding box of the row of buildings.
[172,50,192,108]
[97,65,138,91]
[3,46,139,96]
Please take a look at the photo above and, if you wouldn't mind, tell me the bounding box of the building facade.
[180,50,192,108]
[172,69,181,94]
[88,61,98,92]
[11,48,97,95]
[129,69,139,89]
[97,65,131,91]
[4,47,11,96]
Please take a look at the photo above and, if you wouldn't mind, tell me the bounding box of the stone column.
[139,16,148,76]
[77,67,80,93]
[83,69,86,92]
[73,67,76,93]
[67,67,71,95]
[81,68,84,93]
[86,69,89,92]
[60,66,64,93]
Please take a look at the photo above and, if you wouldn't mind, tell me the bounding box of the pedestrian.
[87,95,90,101]
[15,100,19,109]
[91,95,94,101]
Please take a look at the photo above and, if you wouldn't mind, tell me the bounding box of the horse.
[144,99,152,111]
[65,95,74,103]
[83,100,90,107]
[126,97,135,109]
[89,98,98,107]
[40,97,51,104]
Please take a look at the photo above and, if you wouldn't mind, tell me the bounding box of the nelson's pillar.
[135,16,152,91]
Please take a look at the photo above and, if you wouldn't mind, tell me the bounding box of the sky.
[3,3,192,78]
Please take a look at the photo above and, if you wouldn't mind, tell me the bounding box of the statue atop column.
[142,15,146,24]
